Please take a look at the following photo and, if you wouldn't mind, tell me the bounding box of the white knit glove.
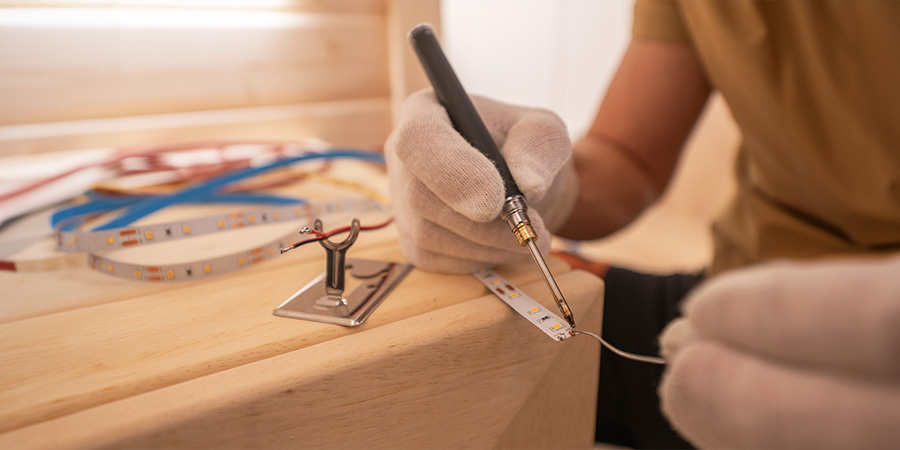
[659,255,900,449]
[385,89,577,273]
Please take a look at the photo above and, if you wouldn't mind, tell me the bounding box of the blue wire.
[52,191,305,232]
[92,150,384,231]
[53,194,149,231]
[203,193,303,205]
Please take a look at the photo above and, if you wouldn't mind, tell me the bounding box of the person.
[385,1,900,448]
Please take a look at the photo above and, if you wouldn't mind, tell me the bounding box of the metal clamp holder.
[318,218,360,306]
[273,218,412,327]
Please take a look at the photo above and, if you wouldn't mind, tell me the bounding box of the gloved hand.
[658,255,900,449]
[385,89,577,273]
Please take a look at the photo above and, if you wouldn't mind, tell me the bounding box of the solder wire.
[571,328,666,365]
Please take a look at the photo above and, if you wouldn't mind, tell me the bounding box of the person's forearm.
[556,134,660,240]
[554,39,712,241]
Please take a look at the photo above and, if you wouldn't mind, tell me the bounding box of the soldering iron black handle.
[408,23,523,199]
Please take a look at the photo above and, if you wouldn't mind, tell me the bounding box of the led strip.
[56,197,383,282]
[57,197,378,253]
[85,235,294,282]
[472,269,573,341]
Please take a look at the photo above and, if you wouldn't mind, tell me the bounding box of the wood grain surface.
[1,263,602,449]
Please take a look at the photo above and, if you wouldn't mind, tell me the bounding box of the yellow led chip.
[510,292,520,298]
[134,271,142,278]
[107,237,115,244]
[203,264,211,274]
[238,257,246,265]
[182,225,191,234]
[167,270,175,279]
[217,219,225,229]
[145,231,154,240]
[529,307,540,314]
[551,323,563,330]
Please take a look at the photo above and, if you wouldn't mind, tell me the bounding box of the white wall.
[441,0,633,138]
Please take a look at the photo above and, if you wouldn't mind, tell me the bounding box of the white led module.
[472,269,573,341]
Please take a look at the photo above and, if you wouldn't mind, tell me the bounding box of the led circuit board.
[472,269,573,341]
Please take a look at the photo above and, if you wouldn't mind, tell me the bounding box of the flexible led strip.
[473,269,667,364]
[472,268,574,341]
[56,197,382,282]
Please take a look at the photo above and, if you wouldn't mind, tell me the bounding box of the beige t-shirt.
[633,0,900,275]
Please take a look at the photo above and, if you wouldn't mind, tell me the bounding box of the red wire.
[288,217,394,250]
[325,217,394,236]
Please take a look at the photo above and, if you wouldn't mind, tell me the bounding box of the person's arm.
[384,38,710,274]
[557,38,712,240]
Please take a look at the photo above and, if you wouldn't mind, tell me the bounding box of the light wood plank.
[0,99,393,156]
[0,234,571,433]
[0,5,389,125]
[386,0,441,123]
[0,270,602,449]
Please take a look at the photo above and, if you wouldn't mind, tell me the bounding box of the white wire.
[572,328,666,365]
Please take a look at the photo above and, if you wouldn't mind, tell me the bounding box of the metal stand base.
[273,258,412,327]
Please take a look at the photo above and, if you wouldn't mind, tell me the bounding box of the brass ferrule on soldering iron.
[502,195,576,328]
[502,195,537,246]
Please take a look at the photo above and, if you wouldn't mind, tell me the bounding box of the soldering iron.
[408,23,576,328]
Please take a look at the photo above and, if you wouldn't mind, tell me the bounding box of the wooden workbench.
[0,160,604,449]
[0,0,607,445]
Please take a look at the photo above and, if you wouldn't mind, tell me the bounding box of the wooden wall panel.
[0,8,389,125]
[0,98,393,155]
[0,0,439,155]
